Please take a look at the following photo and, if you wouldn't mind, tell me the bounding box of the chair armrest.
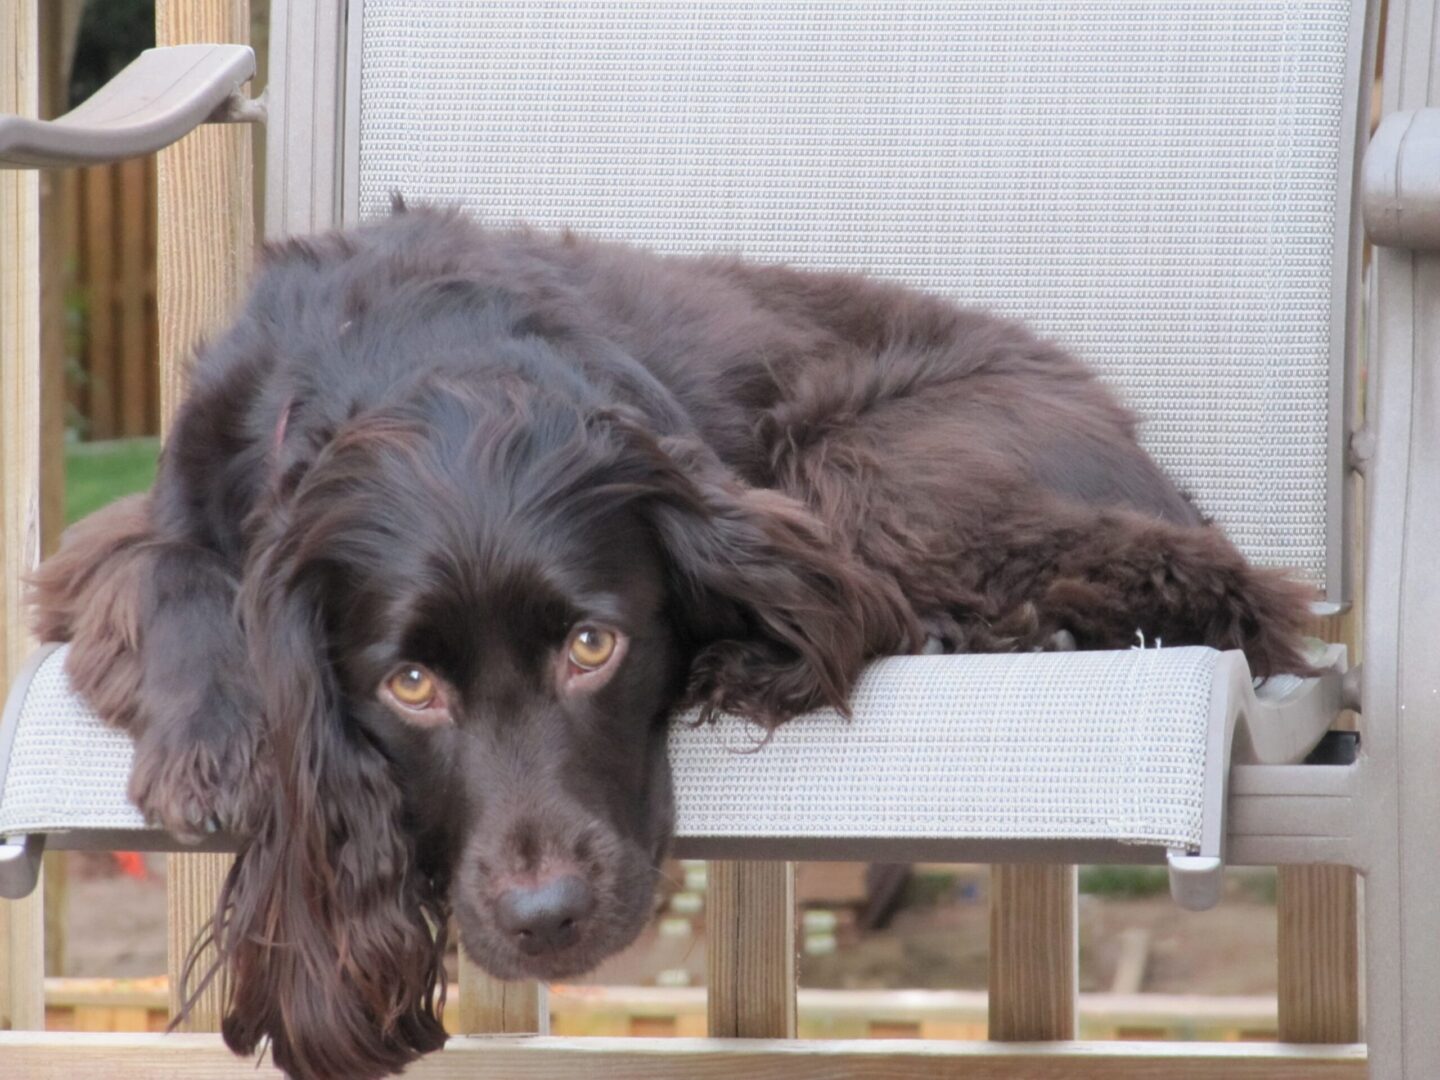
[0,44,258,169]
[1364,108,1440,252]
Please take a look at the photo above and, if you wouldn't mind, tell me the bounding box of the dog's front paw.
[684,638,836,726]
[128,713,267,843]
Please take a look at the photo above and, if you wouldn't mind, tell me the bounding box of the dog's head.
[217,372,909,1077]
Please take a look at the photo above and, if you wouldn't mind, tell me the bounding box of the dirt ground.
[58,855,1278,997]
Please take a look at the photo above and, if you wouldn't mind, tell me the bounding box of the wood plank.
[154,0,253,1032]
[0,893,43,1031]
[1277,865,1360,1042]
[155,0,253,420]
[144,157,158,433]
[117,155,150,437]
[458,950,547,1034]
[36,0,76,986]
[706,861,796,1038]
[81,165,116,439]
[36,0,74,551]
[38,978,1290,1041]
[60,166,85,429]
[988,864,1076,1040]
[0,1032,1370,1079]
[163,856,228,1031]
[0,0,47,1033]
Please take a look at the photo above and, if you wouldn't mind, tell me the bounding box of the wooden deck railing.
[37,978,1298,1043]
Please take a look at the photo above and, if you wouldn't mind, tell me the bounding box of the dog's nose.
[496,875,593,955]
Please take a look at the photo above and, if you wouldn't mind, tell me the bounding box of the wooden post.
[0,0,47,1032]
[988,865,1077,1040]
[1278,865,1360,1042]
[706,860,796,1039]
[36,0,75,551]
[155,0,253,1032]
[457,952,547,1035]
[1277,607,1361,1043]
[36,0,82,985]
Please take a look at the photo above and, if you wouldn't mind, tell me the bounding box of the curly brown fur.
[27,493,152,731]
[29,492,268,842]
[28,204,1315,1078]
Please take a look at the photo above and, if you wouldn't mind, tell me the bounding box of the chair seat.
[0,641,1342,908]
[674,647,1223,853]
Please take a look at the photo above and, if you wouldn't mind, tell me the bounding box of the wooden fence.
[57,157,159,441]
[40,979,1285,1043]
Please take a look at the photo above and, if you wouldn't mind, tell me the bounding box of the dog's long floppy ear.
[632,430,919,726]
[204,511,447,1080]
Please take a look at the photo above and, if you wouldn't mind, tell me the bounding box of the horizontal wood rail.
[40,979,1290,1042]
[0,1032,1368,1079]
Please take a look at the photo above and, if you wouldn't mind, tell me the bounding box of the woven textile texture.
[357,0,1357,584]
[1,644,1220,851]
[0,648,144,837]
[671,646,1219,850]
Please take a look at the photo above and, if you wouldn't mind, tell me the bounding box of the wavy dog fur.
[30,205,1314,1078]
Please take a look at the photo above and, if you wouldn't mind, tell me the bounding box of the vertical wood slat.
[1277,608,1360,1043]
[36,0,72,555]
[67,157,158,441]
[706,861,797,1039]
[0,0,46,1033]
[155,0,252,423]
[117,157,150,437]
[1278,865,1360,1043]
[988,865,1077,1041]
[80,167,115,440]
[36,0,81,985]
[144,157,159,435]
[458,952,547,1035]
[59,167,83,433]
[155,0,253,1033]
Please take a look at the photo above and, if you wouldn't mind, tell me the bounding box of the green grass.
[1079,866,1173,899]
[1079,865,1279,902]
[65,437,160,525]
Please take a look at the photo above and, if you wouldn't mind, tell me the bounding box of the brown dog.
[30,203,1312,1079]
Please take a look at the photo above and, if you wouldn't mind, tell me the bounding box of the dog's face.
[226,371,902,1075]
[329,444,682,980]
[281,379,690,979]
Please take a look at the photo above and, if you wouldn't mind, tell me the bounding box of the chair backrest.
[270,0,1375,603]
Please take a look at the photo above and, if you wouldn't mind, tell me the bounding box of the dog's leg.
[30,493,265,839]
[865,492,1313,676]
[1002,506,1317,678]
[125,540,265,840]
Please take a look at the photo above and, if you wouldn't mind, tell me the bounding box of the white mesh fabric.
[672,646,1219,849]
[357,0,1357,584]
[2,644,1220,851]
[0,647,145,837]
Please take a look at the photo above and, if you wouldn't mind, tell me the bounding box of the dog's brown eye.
[568,627,617,670]
[387,665,437,709]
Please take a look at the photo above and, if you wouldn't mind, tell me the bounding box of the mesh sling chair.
[2,0,1438,1075]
